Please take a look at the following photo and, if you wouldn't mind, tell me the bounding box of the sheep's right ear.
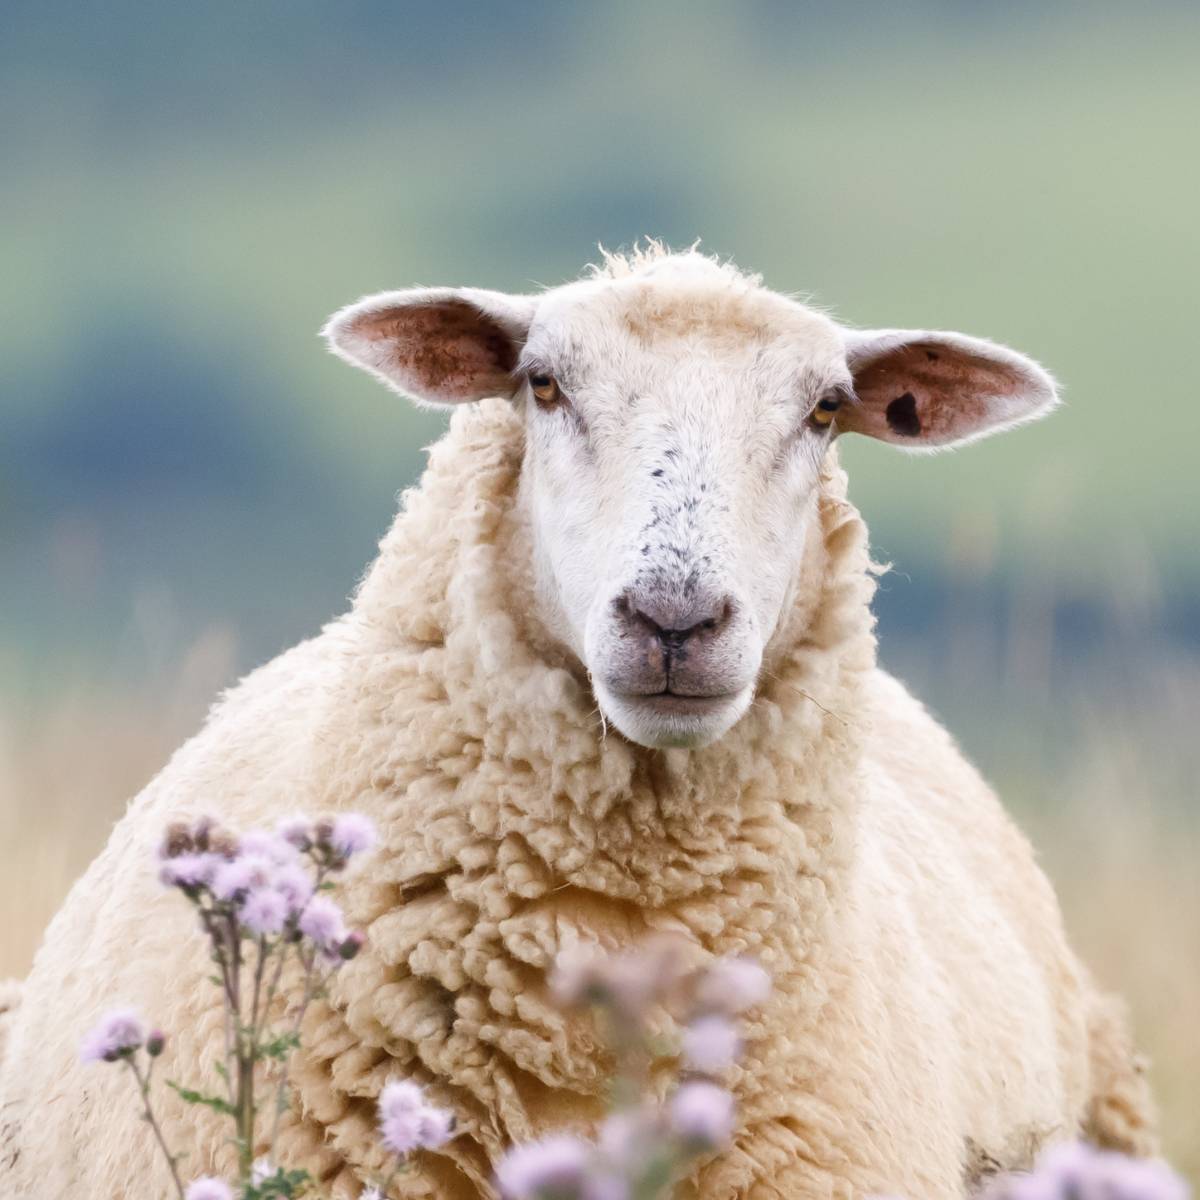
[836,327,1058,449]
[322,287,536,407]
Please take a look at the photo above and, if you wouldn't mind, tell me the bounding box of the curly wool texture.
[1,402,1154,1199]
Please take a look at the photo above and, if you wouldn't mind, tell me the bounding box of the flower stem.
[198,902,238,1108]
[125,1055,187,1200]
[267,946,321,1159]
[261,940,292,1169]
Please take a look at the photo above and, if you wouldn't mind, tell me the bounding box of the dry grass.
[1038,809,1200,1182]
[1020,669,1200,1183]
[0,636,1195,1180]
[0,628,238,979]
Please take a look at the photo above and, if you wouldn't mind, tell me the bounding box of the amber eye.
[529,373,562,408]
[809,393,842,429]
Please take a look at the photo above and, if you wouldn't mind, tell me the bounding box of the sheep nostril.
[614,592,737,647]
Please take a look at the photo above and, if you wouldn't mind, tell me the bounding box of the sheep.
[0,246,1156,1199]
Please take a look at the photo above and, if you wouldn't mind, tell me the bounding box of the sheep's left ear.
[836,328,1059,449]
[322,287,536,407]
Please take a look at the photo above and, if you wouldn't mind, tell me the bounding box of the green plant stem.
[264,856,330,1167]
[125,1055,187,1200]
[261,940,293,1170]
[267,947,322,1162]
[198,902,238,1108]
[226,909,258,1180]
[237,933,273,1181]
[250,934,269,1035]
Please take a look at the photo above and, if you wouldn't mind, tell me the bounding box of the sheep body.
[0,399,1154,1198]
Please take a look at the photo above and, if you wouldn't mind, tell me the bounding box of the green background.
[3,1,1197,742]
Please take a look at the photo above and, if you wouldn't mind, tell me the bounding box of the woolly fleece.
[0,398,1154,1198]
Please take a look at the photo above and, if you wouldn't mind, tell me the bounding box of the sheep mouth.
[594,679,755,748]
[618,690,741,716]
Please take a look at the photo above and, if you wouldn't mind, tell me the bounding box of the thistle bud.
[338,931,366,961]
[192,816,215,852]
[160,822,193,860]
[208,831,239,860]
[146,1029,166,1057]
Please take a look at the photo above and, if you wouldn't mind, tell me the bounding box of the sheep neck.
[347,399,879,908]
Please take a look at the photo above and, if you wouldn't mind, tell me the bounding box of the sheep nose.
[612,591,736,649]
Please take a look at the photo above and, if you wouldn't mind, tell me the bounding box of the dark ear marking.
[885,392,922,437]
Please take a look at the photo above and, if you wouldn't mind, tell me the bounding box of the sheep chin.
[593,681,753,750]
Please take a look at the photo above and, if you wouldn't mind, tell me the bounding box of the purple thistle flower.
[276,813,314,850]
[272,861,316,914]
[605,940,690,1019]
[380,1105,425,1155]
[211,853,273,901]
[414,1104,455,1149]
[596,1107,662,1186]
[669,1081,734,1150]
[694,956,771,1015]
[250,1157,275,1185]
[159,852,220,891]
[236,829,297,865]
[79,1007,145,1063]
[239,887,289,935]
[379,1079,425,1119]
[330,812,378,859]
[377,1079,455,1155]
[184,1178,234,1200]
[549,944,604,1007]
[986,1141,1189,1200]
[598,1110,644,1163]
[681,1014,742,1074]
[298,895,347,951]
[496,1135,591,1200]
[582,1175,630,1200]
[551,937,692,1019]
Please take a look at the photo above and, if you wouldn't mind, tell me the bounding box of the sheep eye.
[808,391,844,430]
[529,374,562,408]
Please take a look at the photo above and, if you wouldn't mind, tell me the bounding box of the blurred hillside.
[3,0,1199,709]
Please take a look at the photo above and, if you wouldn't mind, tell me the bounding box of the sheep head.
[324,248,1057,750]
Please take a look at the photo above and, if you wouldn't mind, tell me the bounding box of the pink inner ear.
[849,341,1026,444]
[354,300,519,401]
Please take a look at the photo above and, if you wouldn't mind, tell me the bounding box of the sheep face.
[325,248,1057,749]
